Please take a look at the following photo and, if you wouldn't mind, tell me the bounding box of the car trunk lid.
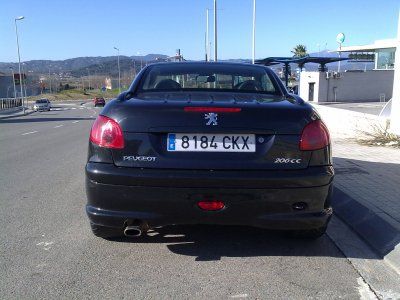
[105,93,316,170]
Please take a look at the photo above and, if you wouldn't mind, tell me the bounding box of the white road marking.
[72,121,79,123]
[21,131,38,136]
[230,294,248,298]
[54,125,63,128]
[36,241,54,251]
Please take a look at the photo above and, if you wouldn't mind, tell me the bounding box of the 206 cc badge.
[205,113,218,126]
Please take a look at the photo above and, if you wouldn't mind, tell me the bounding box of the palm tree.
[291,45,308,58]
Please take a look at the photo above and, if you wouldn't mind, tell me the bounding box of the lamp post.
[336,33,345,72]
[48,67,52,93]
[205,8,210,61]
[9,67,17,99]
[113,47,121,93]
[252,0,256,64]
[214,0,217,61]
[87,68,91,91]
[14,16,25,114]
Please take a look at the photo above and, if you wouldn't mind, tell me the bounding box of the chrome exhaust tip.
[124,226,142,237]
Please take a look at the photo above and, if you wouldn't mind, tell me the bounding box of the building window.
[376,48,396,69]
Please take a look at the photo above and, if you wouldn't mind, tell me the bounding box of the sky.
[1,0,399,62]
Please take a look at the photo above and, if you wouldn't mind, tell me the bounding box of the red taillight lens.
[299,120,330,151]
[90,115,124,149]
[184,107,241,113]
[197,201,225,211]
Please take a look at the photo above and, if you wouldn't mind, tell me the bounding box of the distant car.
[33,99,51,111]
[94,97,105,107]
[85,62,333,240]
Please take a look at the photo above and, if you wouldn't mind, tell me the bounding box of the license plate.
[167,133,256,152]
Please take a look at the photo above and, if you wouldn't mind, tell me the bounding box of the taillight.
[299,120,330,151]
[90,115,124,149]
[198,201,225,211]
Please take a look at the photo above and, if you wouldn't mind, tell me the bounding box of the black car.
[85,62,333,239]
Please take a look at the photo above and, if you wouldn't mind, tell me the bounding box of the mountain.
[0,50,374,78]
[0,54,168,76]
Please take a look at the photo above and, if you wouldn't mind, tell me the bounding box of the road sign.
[13,73,26,85]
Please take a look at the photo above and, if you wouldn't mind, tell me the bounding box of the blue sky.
[1,0,399,62]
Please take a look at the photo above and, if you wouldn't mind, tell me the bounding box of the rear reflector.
[184,107,241,113]
[90,115,124,149]
[299,120,330,151]
[197,201,225,211]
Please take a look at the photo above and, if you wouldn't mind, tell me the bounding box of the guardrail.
[0,98,23,110]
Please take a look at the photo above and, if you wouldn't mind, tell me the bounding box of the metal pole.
[252,0,256,64]
[49,68,52,93]
[10,67,17,99]
[214,0,217,61]
[206,8,209,61]
[114,47,121,93]
[117,53,121,93]
[22,63,27,99]
[87,68,91,90]
[133,60,136,77]
[14,17,25,114]
[338,43,341,72]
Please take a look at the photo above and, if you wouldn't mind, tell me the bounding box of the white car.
[33,99,51,111]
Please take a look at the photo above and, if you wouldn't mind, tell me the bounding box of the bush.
[358,121,400,148]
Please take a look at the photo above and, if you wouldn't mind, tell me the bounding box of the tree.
[291,45,308,58]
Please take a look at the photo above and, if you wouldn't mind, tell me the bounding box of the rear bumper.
[86,163,334,230]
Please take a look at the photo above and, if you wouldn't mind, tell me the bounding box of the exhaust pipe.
[124,226,142,237]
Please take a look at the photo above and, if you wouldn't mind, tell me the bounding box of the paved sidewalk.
[0,107,33,120]
[334,139,400,225]
[332,138,400,272]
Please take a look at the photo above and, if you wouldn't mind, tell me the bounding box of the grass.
[357,121,400,148]
[30,88,120,101]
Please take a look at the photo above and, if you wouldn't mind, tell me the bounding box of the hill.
[0,54,168,75]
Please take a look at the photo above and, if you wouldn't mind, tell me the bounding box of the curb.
[0,108,35,120]
[332,187,400,273]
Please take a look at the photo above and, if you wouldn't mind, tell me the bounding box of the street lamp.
[87,68,91,91]
[205,8,210,61]
[15,16,25,113]
[113,47,121,93]
[48,67,52,93]
[214,0,217,61]
[9,67,16,99]
[252,0,256,64]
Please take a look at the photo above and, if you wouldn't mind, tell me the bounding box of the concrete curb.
[332,187,400,273]
[0,107,35,120]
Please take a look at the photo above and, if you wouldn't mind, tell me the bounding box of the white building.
[300,39,396,103]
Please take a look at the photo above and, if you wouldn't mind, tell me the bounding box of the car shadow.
[108,224,374,261]
[332,156,400,259]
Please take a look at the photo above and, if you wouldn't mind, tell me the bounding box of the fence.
[0,98,23,110]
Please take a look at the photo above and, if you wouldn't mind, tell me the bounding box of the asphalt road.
[0,103,371,299]
[318,102,386,116]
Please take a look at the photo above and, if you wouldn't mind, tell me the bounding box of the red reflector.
[197,201,225,211]
[184,107,241,113]
[299,120,330,151]
[90,115,124,149]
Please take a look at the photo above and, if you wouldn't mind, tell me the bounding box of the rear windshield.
[137,64,281,95]
[36,99,48,103]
